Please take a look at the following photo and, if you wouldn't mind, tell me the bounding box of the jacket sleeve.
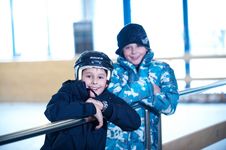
[95,90,141,131]
[44,80,96,122]
[140,63,179,115]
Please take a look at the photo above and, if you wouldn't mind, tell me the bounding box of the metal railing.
[0,119,88,146]
[179,79,226,96]
[0,79,226,148]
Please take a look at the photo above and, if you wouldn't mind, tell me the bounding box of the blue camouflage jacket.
[106,51,179,150]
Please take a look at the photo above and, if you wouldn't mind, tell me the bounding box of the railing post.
[144,108,151,150]
[143,107,162,150]
[158,115,162,150]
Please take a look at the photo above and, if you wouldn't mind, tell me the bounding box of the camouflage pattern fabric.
[106,51,179,150]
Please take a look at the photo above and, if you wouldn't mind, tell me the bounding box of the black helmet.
[74,51,113,80]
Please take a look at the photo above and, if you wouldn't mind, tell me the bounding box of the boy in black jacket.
[41,51,141,150]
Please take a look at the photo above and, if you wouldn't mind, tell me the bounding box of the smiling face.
[81,67,108,97]
[123,43,147,66]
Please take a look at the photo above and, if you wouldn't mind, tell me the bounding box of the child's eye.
[98,76,104,79]
[85,75,91,78]
[124,46,131,50]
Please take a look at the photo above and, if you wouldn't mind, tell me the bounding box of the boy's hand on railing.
[86,98,104,111]
[86,98,104,129]
[93,106,103,129]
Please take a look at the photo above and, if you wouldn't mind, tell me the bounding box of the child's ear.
[106,80,110,87]
[105,83,108,88]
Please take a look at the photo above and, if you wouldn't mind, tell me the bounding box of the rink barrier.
[0,79,226,149]
[162,120,226,150]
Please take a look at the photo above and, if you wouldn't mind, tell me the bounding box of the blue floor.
[0,102,226,150]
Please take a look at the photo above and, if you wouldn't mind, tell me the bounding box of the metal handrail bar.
[0,102,155,147]
[0,103,150,146]
[176,77,226,81]
[0,79,226,147]
[0,118,88,146]
[155,54,226,60]
[179,79,226,96]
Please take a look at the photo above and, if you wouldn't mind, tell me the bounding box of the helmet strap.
[87,88,98,98]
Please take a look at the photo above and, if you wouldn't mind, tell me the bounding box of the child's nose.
[131,47,137,54]
[92,78,97,84]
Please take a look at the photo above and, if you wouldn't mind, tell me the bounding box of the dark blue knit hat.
[116,23,151,56]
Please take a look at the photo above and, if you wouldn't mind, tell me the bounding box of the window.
[0,0,13,60]
[93,0,123,59]
[130,0,226,92]
[0,0,83,61]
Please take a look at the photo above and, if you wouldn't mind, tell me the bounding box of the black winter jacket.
[41,80,141,150]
